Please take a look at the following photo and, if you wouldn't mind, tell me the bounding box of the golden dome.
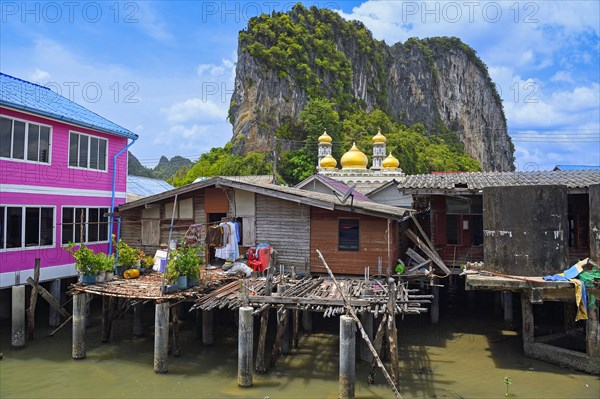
[320,154,337,169]
[340,143,368,170]
[382,152,400,169]
[372,128,387,144]
[318,130,332,144]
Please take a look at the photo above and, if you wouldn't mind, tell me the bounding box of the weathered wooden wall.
[309,208,399,275]
[255,194,310,273]
[590,184,600,262]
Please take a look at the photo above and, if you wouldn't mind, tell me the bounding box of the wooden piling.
[302,310,313,332]
[238,306,253,387]
[339,315,356,399]
[255,308,270,373]
[72,293,87,359]
[27,259,40,340]
[154,302,170,373]
[587,304,599,357]
[292,309,300,349]
[172,305,181,357]
[133,302,144,337]
[430,285,439,324]
[202,309,214,345]
[387,279,400,385]
[359,312,374,363]
[48,279,61,328]
[101,296,111,343]
[502,291,513,325]
[521,291,534,351]
[281,310,291,355]
[11,285,25,348]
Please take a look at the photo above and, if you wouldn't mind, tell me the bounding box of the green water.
[1,306,598,399]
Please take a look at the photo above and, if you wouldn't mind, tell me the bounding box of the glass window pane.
[39,126,50,163]
[6,207,22,248]
[41,208,53,246]
[0,206,5,249]
[62,207,74,245]
[89,137,99,169]
[27,123,40,161]
[99,208,109,241]
[12,120,25,159]
[88,208,99,242]
[69,133,78,167]
[78,135,88,168]
[99,139,107,170]
[0,117,12,158]
[25,207,40,246]
[339,219,359,251]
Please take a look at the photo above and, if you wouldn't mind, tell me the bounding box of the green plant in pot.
[171,245,201,289]
[164,259,180,293]
[95,252,116,281]
[65,242,96,284]
[113,235,141,276]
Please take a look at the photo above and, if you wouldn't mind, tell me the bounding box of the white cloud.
[550,71,575,83]
[162,98,226,123]
[30,69,51,82]
[136,3,173,42]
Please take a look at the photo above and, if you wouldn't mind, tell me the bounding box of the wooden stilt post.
[27,259,40,340]
[238,306,253,388]
[202,309,214,345]
[521,291,534,356]
[368,314,387,384]
[154,302,170,373]
[430,285,439,324]
[11,285,25,348]
[281,310,291,355]
[72,293,87,359]
[359,312,374,363]
[387,279,400,385]
[270,308,288,366]
[48,279,61,328]
[302,310,313,332]
[101,296,111,343]
[503,291,513,326]
[339,315,356,399]
[171,304,181,357]
[292,309,300,349]
[133,302,144,337]
[586,304,599,357]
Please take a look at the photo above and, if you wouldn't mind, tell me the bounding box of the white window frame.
[0,205,56,251]
[61,206,110,245]
[68,131,108,172]
[0,114,52,165]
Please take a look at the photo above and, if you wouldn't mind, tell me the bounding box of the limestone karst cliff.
[229,5,515,172]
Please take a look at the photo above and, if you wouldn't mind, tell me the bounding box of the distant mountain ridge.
[128,152,192,181]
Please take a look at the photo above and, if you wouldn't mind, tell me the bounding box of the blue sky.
[1,1,598,171]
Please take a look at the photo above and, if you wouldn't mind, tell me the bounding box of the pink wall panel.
[0,107,129,193]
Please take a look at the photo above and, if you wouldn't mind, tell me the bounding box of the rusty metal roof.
[398,170,600,192]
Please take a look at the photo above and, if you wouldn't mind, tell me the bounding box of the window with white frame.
[61,207,109,244]
[0,206,54,250]
[68,132,107,171]
[0,116,51,163]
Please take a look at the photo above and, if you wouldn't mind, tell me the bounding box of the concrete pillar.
[238,306,253,387]
[133,303,144,337]
[339,315,356,399]
[359,312,373,363]
[302,310,313,332]
[502,291,513,325]
[202,309,214,345]
[520,291,534,357]
[72,293,87,359]
[430,286,440,324]
[49,279,61,327]
[587,305,600,357]
[154,302,170,373]
[11,285,25,348]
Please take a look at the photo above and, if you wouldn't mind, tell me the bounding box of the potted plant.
[113,235,141,276]
[96,252,116,281]
[164,259,180,293]
[140,254,155,274]
[65,242,96,284]
[171,245,201,289]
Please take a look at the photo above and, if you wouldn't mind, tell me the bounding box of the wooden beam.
[406,248,427,265]
[405,229,451,275]
[27,259,40,340]
[27,277,71,319]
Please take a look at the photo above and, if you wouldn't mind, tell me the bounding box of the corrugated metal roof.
[0,73,137,139]
[398,170,600,191]
[127,176,174,197]
[120,176,412,219]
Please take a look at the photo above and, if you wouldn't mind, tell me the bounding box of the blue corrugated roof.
[0,72,138,139]
[127,175,174,197]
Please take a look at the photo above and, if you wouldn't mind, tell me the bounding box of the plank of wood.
[410,214,443,263]
[405,229,451,275]
[27,259,41,340]
[27,277,71,319]
[406,248,427,265]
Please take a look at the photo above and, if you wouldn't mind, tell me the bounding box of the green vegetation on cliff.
[177,4,486,186]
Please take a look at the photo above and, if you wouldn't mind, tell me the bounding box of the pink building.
[0,73,138,288]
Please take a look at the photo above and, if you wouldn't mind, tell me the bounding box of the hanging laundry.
[215,221,239,261]
[205,225,224,247]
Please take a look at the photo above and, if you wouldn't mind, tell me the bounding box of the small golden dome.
[372,128,387,144]
[318,130,332,144]
[382,152,400,169]
[340,143,368,170]
[320,154,337,169]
